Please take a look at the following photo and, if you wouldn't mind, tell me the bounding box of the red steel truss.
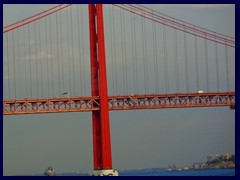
[3,92,235,115]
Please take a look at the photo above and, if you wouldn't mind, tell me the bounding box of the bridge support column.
[88,4,118,176]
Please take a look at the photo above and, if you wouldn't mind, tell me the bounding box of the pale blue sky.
[3,4,235,176]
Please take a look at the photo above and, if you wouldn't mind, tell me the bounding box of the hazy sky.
[3,4,235,176]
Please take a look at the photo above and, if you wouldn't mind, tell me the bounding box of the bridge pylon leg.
[88,4,118,176]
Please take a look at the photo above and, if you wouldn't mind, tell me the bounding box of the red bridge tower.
[88,4,118,176]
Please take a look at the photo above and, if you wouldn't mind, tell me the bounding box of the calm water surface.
[57,168,234,176]
[119,169,235,176]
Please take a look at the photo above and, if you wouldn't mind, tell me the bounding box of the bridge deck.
[3,92,235,115]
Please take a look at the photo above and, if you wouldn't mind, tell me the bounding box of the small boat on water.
[167,164,177,171]
[44,166,56,176]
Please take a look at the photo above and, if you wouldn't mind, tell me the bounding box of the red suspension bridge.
[3,4,235,176]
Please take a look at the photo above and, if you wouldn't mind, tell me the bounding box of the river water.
[119,168,235,176]
[56,168,234,176]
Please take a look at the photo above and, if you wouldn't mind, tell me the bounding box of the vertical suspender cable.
[123,7,128,94]
[109,7,115,95]
[141,9,147,94]
[6,33,10,99]
[194,27,199,92]
[27,25,33,98]
[77,5,82,96]
[144,11,148,94]
[56,12,60,97]
[45,18,50,97]
[60,10,65,94]
[120,7,126,94]
[173,18,179,93]
[49,15,54,97]
[66,8,72,96]
[204,35,209,92]
[12,31,17,99]
[215,34,220,92]
[152,10,157,94]
[17,25,22,99]
[70,6,76,96]
[163,24,169,93]
[154,13,159,94]
[112,7,118,95]
[80,5,86,96]
[38,18,43,97]
[23,25,28,97]
[184,26,189,93]
[133,13,138,94]
[34,21,39,98]
[225,43,229,91]
[131,8,136,93]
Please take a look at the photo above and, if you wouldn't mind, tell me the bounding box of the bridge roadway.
[3,92,235,115]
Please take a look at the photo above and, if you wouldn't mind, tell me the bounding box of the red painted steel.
[3,4,72,33]
[88,4,112,170]
[3,4,236,175]
[113,4,235,48]
[88,4,102,170]
[3,92,235,115]
[4,4,63,29]
[96,4,113,170]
